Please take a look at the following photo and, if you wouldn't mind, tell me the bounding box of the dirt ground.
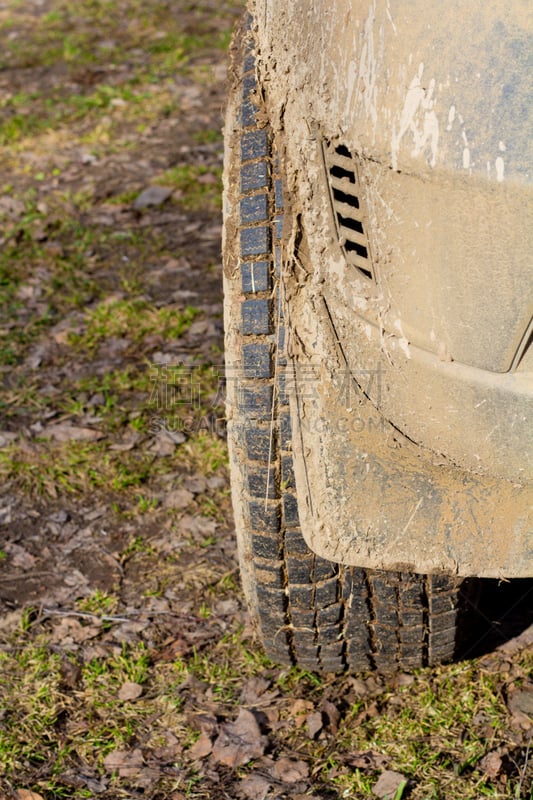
[0,2,532,799]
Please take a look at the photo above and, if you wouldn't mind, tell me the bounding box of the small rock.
[133,186,174,210]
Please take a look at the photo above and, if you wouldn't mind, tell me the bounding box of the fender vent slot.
[324,141,374,281]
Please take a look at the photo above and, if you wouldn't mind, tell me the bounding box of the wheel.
[223,18,465,673]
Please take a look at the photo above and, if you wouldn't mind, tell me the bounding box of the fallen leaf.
[109,431,142,451]
[15,791,45,800]
[0,431,18,446]
[507,686,533,728]
[321,699,341,733]
[3,543,36,570]
[103,748,143,777]
[149,436,176,456]
[0,609,24,635]
[197,172,218,184]
[163,488,194,509]
[239,676,277,706]
[496,622,533,656]
[348,677,370,696]
[290,698,314,728]
[291,796,323,800]
[237,773,271,800]
[133,186,174,210]
[153,635,193,660]
[59,659,82,689]
[271,757,309,783]
[190,731,213,760]
[372,770,408,799]
[211,708,267,767]
[42,424,104,442]
[118,681,143,701]
[478,751,503,779]
[188,712,218,735]
[306,711,323,738]
[347,751,390,770]
[49,618,101,645]
[182,475,207,494]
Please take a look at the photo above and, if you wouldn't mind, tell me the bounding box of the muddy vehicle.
[222,2,532,673]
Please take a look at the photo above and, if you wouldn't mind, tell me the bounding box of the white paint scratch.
[397,337,411,359]
[495,156,505,182]
[446,104,456,131]
[356,0,383,134]
[391,63,439,169]
[400,498,423,538]
[385,0,397,34]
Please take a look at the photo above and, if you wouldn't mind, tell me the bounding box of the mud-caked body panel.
[249,0,532,576]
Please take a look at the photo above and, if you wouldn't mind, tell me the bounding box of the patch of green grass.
[0,211,110,364]
[69,297,201,353]
[193,128,223,145]
[0,0,233,81]
[121,535,155,560]
[147,361,224,425]
[0,112,51,146]
[107,188,141,206]
[0,643,63,769]
[158,163,222,210]
[322,662,518,798]
[0,440,157,497]
[183,431,228,474]
[67,84,151,119]
[76,590,119,616]
[0,633,154,792]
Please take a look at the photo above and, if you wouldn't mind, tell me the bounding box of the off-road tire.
[223,18,465,673]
